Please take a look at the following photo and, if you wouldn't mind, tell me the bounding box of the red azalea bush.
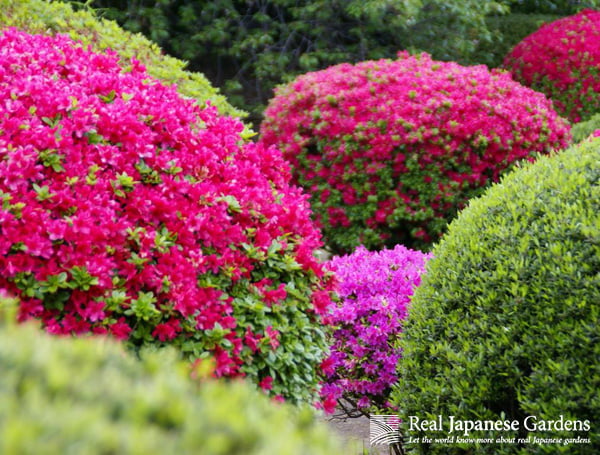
[319,245,430,416]
[259,52,571,253]
[0,29,334,404]
[504,9,600,123]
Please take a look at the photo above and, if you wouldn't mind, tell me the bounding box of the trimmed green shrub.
[572,112,600,143]
[0,0,245,121]
[0,295,17,324]
[0,311,341,454]
[392,141,600,453]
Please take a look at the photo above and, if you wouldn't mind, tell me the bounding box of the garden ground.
[324,413,389,454]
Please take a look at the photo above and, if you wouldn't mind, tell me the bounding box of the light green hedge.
[0,298,341,455]
[0,0,245,121]
[393,140,600,454]
[572,113,600,143]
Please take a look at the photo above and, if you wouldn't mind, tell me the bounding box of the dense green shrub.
[572,112,600,143]
[259,53,570,253]
[392,141,600,453]
[81,0,507,125]
[0,0,244,120]
[0,309,341,454]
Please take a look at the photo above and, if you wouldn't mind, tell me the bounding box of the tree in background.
[473,0,600,67]
[66,0,600,125]
[79,0,508,126]
[507,0,598,14]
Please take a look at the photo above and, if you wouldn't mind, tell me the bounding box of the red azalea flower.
[0,29,334,403]
[109,318,132,340]
[152,319,181,341]
[259,376,274,391]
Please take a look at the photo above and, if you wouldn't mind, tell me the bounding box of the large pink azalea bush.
[319,245,430,416]
[504,9,600,123]
[0,29,334,404]
[259,53,571,253]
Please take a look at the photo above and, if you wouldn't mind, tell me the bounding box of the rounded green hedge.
[392,141,600,454]
[0,302,341,455]
[572,112,600,143]
[0,0,245,122]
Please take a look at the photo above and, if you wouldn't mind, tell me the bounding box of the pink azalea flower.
[259,376,274,391]
[320,245,430,414]
[152,319,181,342]
[109,318,132,340]
[260,52,571,252]
[0,29,334,404]
[505,9,600,122]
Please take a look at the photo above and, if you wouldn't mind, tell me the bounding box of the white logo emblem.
[370,414,401,446]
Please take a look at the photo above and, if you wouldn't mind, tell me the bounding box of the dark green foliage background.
[71,0,600,126]
[76,0,508,125]
[391,141,600,454]
[507,0,598,14]
[2,0,244,119]
[471,13,561,67]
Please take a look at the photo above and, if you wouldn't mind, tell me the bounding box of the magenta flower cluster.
[319,245,431,415]
[259,52,571,253]
[504,9,600,122]
[0,29,334,404]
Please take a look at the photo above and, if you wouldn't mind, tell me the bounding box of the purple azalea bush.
[320,245,430,415]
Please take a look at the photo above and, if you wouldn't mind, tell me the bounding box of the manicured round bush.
[0,0,245,120]
[0,29,334,404]
[392,141,600,454]
[572,112,600,143]
[319,245,430,416]
[0,317,342,454]
[259,52,571,253]
[504,9,600,123]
